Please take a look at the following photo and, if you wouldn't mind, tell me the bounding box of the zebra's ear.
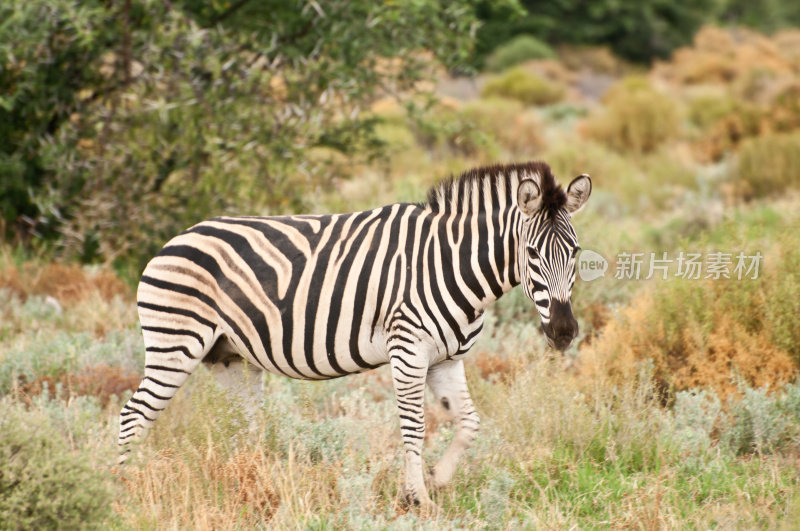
[517,179,542,217]
[565,174,591,215]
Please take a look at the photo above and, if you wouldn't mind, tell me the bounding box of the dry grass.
[117,447,283,529]
[0,260,130,306]
[17,364,141,407]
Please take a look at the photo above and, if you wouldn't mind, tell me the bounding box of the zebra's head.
[516,172,592,351]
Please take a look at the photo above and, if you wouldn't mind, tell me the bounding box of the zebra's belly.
[224,318,391,380]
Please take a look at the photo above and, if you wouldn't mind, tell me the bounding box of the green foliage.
[481,67,564,106]
[0,399,114,529]
[719,0,800,34]
[667,390,722,470]
[1,0,477,270]
[476,0,720,64]
[736,132,800,199]
[0,0,117,236]
[485,35,555,72]
[722,382,800,455]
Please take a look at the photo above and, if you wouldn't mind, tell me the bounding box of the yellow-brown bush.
[480,67,565,106]
[580,77,682,154]
[543,140,694,213]
[735,132,800,199]
[460,98,546,156]
[0,260,130,305]
[653,26,796,90]
[581,244,800,400]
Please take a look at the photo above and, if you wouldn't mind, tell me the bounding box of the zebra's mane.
[424,161,567,218]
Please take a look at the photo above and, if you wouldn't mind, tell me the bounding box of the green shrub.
[667,389,722,468]
[722,384,799,455]
[687,94,737,130]
[481,67,565,106]
[0,400,114,529]
[485,35,555,72]
[582,77,681,153]
[736,132,800,198]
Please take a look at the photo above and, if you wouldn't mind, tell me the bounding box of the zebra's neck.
[425,169,524,314]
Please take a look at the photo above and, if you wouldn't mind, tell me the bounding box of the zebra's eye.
[527,246,539,260]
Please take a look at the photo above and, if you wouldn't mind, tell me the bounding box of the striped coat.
[119,161,591,512]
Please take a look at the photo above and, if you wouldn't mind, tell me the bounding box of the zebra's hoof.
[402,492,441,518]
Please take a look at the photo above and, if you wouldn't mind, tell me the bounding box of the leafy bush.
[666,389,722,466]
[481,67,565,106]
[735,132,800,199]
[485,35,555,72]
[0,400,114,529]
[408,104,496,158]
[722,385,796,455]
[581,77,681,153]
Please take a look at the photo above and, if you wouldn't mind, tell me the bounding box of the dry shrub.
[691,83,800,162]
[0,261,129,306]
[214,451,280,521]
[580,77,681,154]
[460,98,545,156]
[577,302,611,347]
[18,364,140,407]
[692,100,766,162]
[673,318,795,397]
[581,279,797,401]
[473,351,524,383]
[481,67,565,106]
[773,29,800,65]
[735,132,800,199]
[653,26,796,90]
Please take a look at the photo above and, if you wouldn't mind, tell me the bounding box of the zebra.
[117,161,591,513]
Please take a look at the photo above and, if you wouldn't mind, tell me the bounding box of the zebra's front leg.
[388,349,438,515]
[426,359,480,489]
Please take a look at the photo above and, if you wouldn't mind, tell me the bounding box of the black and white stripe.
[118,161,591,509]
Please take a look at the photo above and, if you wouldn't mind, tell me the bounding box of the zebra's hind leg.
[426,359,480,489]
[206,359,264,427]
[117,323,214,464]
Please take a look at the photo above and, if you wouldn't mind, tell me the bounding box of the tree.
[0,0,476,268]
[474,0,722,64]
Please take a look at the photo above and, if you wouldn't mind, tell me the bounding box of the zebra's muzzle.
[541,299,578,351]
